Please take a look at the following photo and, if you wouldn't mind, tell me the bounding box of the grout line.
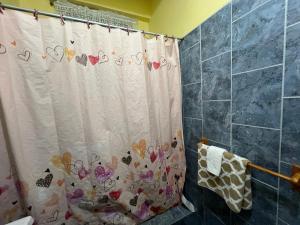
[232,63,283,76]
[276,0,288,224]
[232,0,272,23]
[230,0,233,149]
[206,138,230,147]
[181,41,200,54]
[202,99,231,102]
[201,50,231,63]
[182,81,201,86]
[232,122,280,131]
[183,116,202,121]
[280,160,292,166]
[200,25,204,140]
[283,95,300,99]
[252,177,279,191]
[236,214,252,225]
[278,218,290,225]
[287,20,300,28]
[206,208,227,225]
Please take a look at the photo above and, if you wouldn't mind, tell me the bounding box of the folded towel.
[207,145,226,176]
[197,143,252,213]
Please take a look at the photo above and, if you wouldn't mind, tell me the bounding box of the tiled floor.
[141,205,192,225]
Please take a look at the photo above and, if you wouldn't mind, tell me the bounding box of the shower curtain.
[0,10,185,225]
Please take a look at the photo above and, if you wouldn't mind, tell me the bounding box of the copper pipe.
[200,137,300,190]
[247,162,300,187]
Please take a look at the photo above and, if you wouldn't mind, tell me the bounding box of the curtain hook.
[0,2,5,14]
[165,35,168,41]
[155,35,158,40]
[87,21,91,29]
[60,14,65,25]
[142,30,145,37]
[33,9,39,21]
[108,24,111,33]
[127,27,129,36]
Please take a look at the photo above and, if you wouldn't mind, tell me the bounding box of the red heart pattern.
[153,61,160,70]
[109,190,121,200]
[88,55,99,65]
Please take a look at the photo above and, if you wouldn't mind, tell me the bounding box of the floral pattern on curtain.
[0,10,185,225]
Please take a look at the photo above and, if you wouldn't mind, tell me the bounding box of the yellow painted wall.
[150,0,230,38]
[1,0,150,30]
[2,0,230,37]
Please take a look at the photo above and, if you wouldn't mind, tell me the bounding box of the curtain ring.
[0,2,5,14]
[87,21,91,29]
[108,25,111,33]
[155,35,158,40]
[127,27,129,36]
[60,14,65,25]
[33,9,39,21]
[165,35,169,41]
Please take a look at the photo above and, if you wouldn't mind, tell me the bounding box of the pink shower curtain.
[0,10,186,225]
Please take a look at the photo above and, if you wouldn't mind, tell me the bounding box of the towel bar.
[200,138,300,191]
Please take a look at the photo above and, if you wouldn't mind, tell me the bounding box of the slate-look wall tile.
[180,44,201,85]
[183,178,204,212]
[185,149,198,182]
[287,0,300,26]
[232,0,269,21]
[278,163,300,225]
[232,0,284,74]
[237,180,278,225]
[183,117,202,151]
[232,66,282,128]
[203,188,230,225]
[203,101,231,145]
[183,83,202,118]
[201,4,231,60]
[202,52,231,100]
[179,26,201,52]
[205,209,226,225]
[232,125,280,187]
[179,0,300,224]
[281,98,300,164]
[284,23,300,97]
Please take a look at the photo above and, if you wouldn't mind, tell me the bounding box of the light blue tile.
[232,124,280,187]
[181,44,201,85]
[281,98,300,164]
[202,52,231,100]
[284,23,300,97]
[203,101,231,145]
[287,0,300,26]
[278,163,300,225]
[179,26,201,52]
[237,180,278,225]
[232,0,269,21]
[174,212,204,225]
[201,4,231,60]
[232,66,282,129]
[183,83,202,119]
[183,118,202,151]
[232,0,285,74]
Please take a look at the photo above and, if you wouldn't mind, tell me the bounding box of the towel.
[197,143,252,213]
[206,145,226,176]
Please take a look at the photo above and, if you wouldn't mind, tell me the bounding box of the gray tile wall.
[179,0,300,224]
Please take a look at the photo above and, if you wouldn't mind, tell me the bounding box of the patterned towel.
[197,143,252,213]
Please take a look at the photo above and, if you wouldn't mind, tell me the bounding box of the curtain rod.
[0,3,183,41]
